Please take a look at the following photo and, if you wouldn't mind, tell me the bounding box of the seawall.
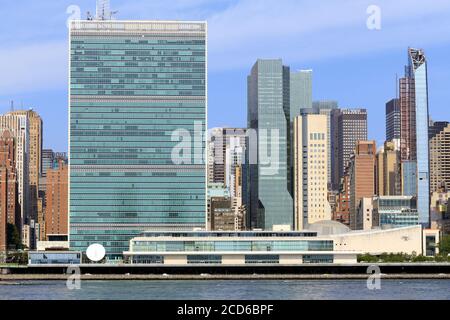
[1,263,450,280]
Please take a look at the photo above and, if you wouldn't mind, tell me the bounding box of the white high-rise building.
[294,114,331,230]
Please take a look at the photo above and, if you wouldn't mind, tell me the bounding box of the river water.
[1,279,449,300]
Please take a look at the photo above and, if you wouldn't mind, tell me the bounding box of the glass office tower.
[247,59,293,230]
[69,20,207,258]
[408,48,430,227]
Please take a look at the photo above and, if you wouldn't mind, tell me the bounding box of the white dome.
[305,220,350,236]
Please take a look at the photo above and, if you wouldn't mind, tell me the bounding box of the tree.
[6,223,22,250]
[439,235,450,256]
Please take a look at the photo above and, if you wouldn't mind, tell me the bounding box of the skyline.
[1,2,450,306]
[1,0,450,153]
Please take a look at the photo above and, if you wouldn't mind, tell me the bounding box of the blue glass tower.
[69,20,207,258]
[247,59,293,230]
[407,48,430,227]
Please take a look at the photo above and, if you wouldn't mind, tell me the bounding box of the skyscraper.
[290,70,312,116]
[69,20,207,258]
[349,141,376,230]
[386,98,401,141]
[376,140,401,196]
[247,59,293,230]
[208,128,226,185]
[288,70,313,216]
[337,109,368,184]
[223,128,247,198]
[312,100,339,190]
[399,48,431,227]
[294,114,331,230]
[334,172,350,226]
[45,159,68,238]
[400,76,416,162]
[208,127,247,197]
[0,131,17,252]
[39,149,55,206]
[429,121,450,193]
[0,112,29,237]
[41,149,55,180]
[402,160,417,196]
[9,110,42,247]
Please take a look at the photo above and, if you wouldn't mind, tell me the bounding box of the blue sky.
[1,0,450,152]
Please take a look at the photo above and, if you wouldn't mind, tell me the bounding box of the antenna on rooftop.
[10,100,14,112]
[395,73,398,100]
[96,0,117,20]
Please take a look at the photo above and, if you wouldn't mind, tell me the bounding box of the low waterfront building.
[28,251,81,265]
[124,224,440,264]
[325,224,439,257]
[124,231,358,265]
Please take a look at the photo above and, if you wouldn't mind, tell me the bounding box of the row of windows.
[72,38,205,44]
[71,84,205,90]
[138,232,317,238]
[72,80,204,86]
[71,108,204,114]
[70,153,204,159]
[70,218,205,223]
[71,72,205,79]
[128,254,335,264]
[70,149,204,155]
[70,199,205,206]
[70,160,204,165]
[72,67,205,73]
[131,240,333,252]
[72,55,205,62]
[72,62,205,68]
[70,141,204,147]
[378,199,416,208]
[309,133,325,140]
[72,49,205,56]
[71,171,204,177]
[71,90,205,96]
[70,131,202,136]
[72,119,205,124]
[72,44,205,50]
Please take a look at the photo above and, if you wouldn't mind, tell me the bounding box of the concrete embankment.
[1,263,450,280]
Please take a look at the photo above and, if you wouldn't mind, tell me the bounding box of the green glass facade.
[131,239,333,252]
[247,59,294,230]
[69,21,207,258]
